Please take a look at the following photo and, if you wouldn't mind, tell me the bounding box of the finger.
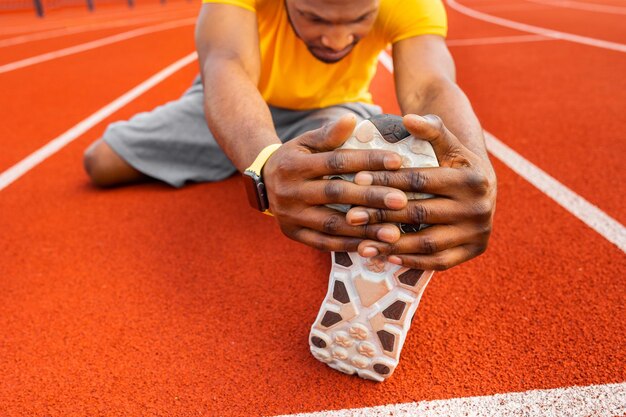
[388,246,476,271]
[287,227,364,252]
[346,198,473,227]
[302,148,402,178]
[353,166,466,195]
[297,207,401,243]
[301,179,408,210]
[297,114,357,152]
[403,114,470,167]
[356,225,471,257]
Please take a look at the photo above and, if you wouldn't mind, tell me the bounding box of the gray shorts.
[103,75,382,187]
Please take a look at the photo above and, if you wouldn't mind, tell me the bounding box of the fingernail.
[361,247,378,257]
[349,210,369,225]
[383,154,401,169]
[384,192,407,209]
[388,255,402,265]
[377,227,399,243]
[354,172,373,185]
[405,114,426,123]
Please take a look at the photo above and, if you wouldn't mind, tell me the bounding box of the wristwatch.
[242,143,282,214]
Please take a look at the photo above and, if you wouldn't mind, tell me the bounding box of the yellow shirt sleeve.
[381,0,448,43]
[202,0,255,12]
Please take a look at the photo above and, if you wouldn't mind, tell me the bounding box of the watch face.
[242,170,268,211]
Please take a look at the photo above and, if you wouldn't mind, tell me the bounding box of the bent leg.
[83,139,149,187]
[83,75,237,188]
[272,102,383,142]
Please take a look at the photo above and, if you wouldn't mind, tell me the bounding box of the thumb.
[403,114,468,167]
[298,113,357,152]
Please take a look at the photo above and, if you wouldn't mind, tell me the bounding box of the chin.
[308,46,354,64]
[312,54,346,64]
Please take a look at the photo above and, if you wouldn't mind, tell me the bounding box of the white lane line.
[0,11,196,48]
[484,132,626,252]
[447,34,552,47]
[0,2,194,36]
[271,382,626,417]
[446,0,626,53]
[0,52,197,191]
[378,51,626,252]
[525,0,626,15]
[0,17,196,74]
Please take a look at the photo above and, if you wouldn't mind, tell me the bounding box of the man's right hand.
[262,114,409,252]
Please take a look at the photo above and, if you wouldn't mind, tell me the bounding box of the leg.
[83,139,149,187]
[83,75,237,188]
[308,115,439,381]
[271,102,383,142]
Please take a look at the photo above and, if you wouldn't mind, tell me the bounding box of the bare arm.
[393,35,490,163]
[346,35,497,270]
[195,4,278,170]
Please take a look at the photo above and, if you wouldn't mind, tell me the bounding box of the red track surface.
[1,1,624,415]
[462,0,626,42]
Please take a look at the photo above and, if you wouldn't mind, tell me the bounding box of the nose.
[320,27,355,52]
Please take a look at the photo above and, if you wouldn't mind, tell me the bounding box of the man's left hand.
[345,114,497,271]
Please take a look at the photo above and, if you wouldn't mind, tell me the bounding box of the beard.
[306,41,359,64]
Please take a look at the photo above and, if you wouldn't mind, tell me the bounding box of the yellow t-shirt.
[202,0,447,110]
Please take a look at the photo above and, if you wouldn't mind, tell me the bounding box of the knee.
[83,139,120,187]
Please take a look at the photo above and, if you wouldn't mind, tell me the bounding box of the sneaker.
[308,114,439,382]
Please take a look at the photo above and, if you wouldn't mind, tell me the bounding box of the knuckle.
[275,156,296,176]
[374,171,390,186]
[364,187,382,205]
[367,208,387,224]
[374,209,387,223]
[408,203,428,225]
[408,171,427,191]
[324,181,344,201]
[345,240,362,252]
[471,226,491,254]
[367,152,382,170]
[474,243,488,257]
[374,242,394,255]
[470,200,493,222]
[465,171,488,194]
[273,185,297,203]
[431,254,450,271]
[323,213,343,234]
[419,236,438,254]
[430,114,444,130]
[372,208,386,223]
[478,222,493,239]
[280,225,300,242]
[387,242,400,254]
[445,148,469,166]
[312,240,328,251]
[326,151,347,172]
[401,257,420,269]
[425,114,444,130]
[337,238,360,253]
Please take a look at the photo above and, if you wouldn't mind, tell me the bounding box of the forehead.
[292,0,379,19]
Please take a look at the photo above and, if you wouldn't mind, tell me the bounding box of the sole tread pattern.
[309,116,439,381]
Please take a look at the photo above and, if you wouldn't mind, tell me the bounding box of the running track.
[0,0,624,415]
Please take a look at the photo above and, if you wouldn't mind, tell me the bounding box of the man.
[83,0,496,379]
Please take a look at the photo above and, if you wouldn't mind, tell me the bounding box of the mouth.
[309,44,355,63]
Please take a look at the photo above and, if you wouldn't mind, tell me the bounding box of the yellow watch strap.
[246,143,282,176]
[245,143,282,217]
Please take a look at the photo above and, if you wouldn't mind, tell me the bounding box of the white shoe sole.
[309,115,439,382]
